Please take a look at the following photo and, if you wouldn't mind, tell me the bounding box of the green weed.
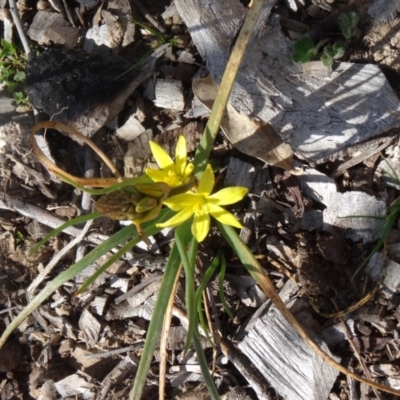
[292,11,358,67]
[0,39,29,106]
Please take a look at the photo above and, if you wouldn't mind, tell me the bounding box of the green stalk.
[129,221,192,400]
[193,0,265,177]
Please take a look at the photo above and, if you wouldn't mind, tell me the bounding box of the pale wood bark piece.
[83,10,123,53]
[295,163,337,205]
[116,113,146,141]
[27,11,79,48]
[90,296,108,316]
[154,79,185,111]
[323,191,386,243]
[175,0,400,163]
[234,281,339,399]
[54,373,95,399]
[78,309,101,347]
[239,306,339,400]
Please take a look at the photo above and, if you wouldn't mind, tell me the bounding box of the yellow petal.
[175,135,187,177]
[207,203,243,229]
[157,207,194,228]
[163,193,201,211]
[184,163,195,179]
[197,164,214,196]
[207,187,248,205]
[192,208,210,242]
[145,168,169,183]
[149,141,174,170]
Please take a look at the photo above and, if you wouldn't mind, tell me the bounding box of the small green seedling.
[337,11,359,40]
[321,42,346,67]
[292,11,359,66]
[0,39,29,106]
[292,37,318,64]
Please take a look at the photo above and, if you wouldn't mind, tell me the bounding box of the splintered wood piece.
[83,10,124,53]
[100,354,139,399]
[54,373,95,398]
[116,113,146,141]
[224,158,258,191]
[239,306,339,400]
[90,296,107,316]
[175,0,400,163]
[78,309,101,347]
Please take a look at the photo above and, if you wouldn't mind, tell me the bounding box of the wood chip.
[27,11,79,48]
[175,0,400,163]
[323,191,386,243]
[54,373,95,399]
[78,309,101,347]
[154,79,185,111]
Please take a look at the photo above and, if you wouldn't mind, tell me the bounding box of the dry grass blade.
[218,222,400,397]
[30,121,123,186]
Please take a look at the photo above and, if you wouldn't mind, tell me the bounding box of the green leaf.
[13,71,25,81]
[332,42,346,59]
[321,50,334,67]
[13,92,24,105]
[6,81,17,92]
[0,39,16,57]
[292,37,317,64]
[130,220,193,400]
[337,11,359,39]
[293,37,316,54]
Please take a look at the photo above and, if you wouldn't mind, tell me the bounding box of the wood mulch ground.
[1,0,400,399]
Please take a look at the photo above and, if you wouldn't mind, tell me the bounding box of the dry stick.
[26,220,93,331]
[7,0,32,56]
[246,258,400,396]
[30,121,124,186]
[159,262,183,400]
[337,309,384,400]
[130,0,166,33]
[0,191,108,246]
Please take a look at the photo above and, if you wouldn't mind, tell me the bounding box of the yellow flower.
[157,165,248,242]
[146,136,194,187]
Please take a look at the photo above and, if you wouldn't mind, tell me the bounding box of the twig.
[130,0,166,33]
[336,304,384,400]
[0,191,107,246]
[7,0,32,57]
[26,219,93,330]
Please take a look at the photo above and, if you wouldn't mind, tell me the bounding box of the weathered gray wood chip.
[175,0,400,163]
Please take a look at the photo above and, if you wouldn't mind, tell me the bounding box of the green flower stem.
[193,0,265,178]
[192,332,220,400]
[130,220,192,400]
[175,223,197,353]
[195,252,221,345]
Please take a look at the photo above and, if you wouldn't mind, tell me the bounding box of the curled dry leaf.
[193,75,295,171]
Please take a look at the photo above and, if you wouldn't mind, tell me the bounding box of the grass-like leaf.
[129,220,192,400]
[0,224,137,348]
[30,211,102,254]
